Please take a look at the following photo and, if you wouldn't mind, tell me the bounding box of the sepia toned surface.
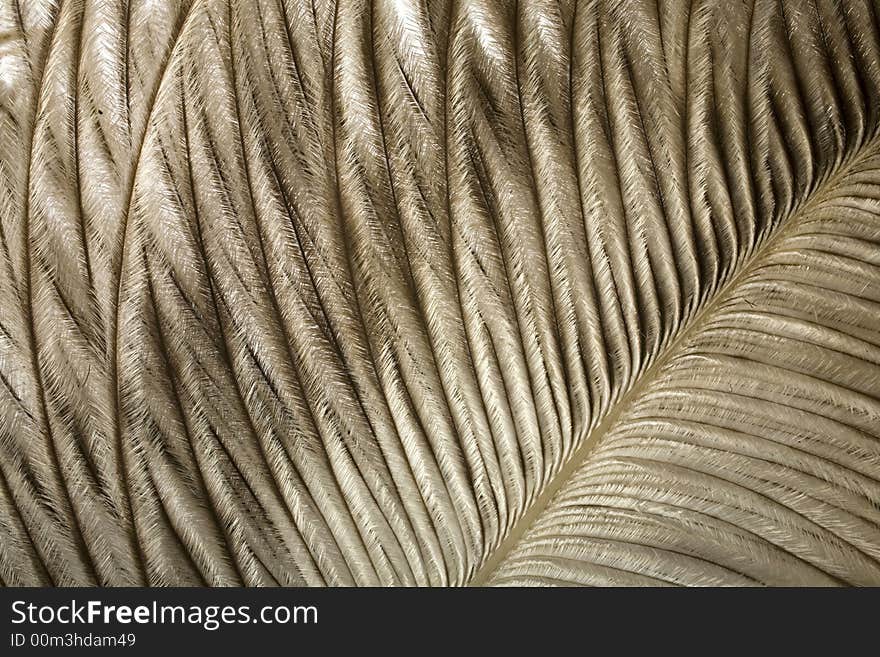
[1,0,879,586]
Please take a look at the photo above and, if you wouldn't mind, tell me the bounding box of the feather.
[1,0,880,586]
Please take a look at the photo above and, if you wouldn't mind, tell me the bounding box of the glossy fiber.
[1,0,880,586]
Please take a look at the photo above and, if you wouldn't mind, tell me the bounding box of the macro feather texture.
[0,0,879,586]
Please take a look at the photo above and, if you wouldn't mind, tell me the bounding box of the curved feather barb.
[0,0,879,586]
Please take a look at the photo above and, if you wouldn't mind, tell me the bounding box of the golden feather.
[1,0,879,586]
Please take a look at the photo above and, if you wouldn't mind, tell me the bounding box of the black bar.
[0,587,872,653]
